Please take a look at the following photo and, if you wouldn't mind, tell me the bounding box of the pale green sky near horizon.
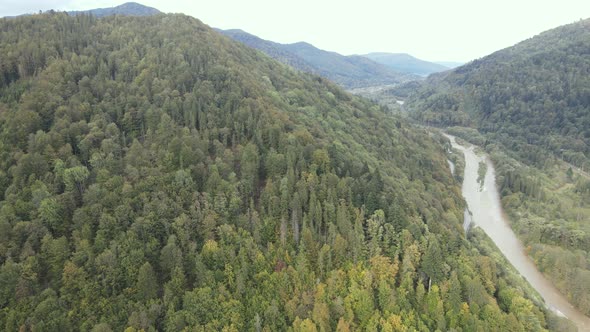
[1,0,589,62]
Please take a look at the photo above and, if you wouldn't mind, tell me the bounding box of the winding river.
[446,134,590,331]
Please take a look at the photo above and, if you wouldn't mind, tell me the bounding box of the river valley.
[446,134,590,331]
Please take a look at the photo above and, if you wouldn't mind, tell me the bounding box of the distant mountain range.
[362,53,452,77]
[219,29,419,89]
[68,2,161,17]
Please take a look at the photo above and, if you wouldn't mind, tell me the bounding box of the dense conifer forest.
[0,12,568,331]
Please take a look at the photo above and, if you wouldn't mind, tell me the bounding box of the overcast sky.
[1,0,589,62]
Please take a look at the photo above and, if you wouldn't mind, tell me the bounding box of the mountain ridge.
[362,52,450,77]
[67,2,161,17]
[219,28,419,89]
[3,2,161,18]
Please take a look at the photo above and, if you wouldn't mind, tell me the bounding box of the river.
[446,134,590,332]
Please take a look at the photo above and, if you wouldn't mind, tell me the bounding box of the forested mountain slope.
[0,12,560,331]
[219,29,418,89]
[407,18,590,169]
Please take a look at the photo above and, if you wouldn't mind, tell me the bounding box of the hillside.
[0,12,562,331]
[407,18,590,169]
[405,18,590,318]
[219,29,417,89]
[363,52,450,77]
[68,2,161,17]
